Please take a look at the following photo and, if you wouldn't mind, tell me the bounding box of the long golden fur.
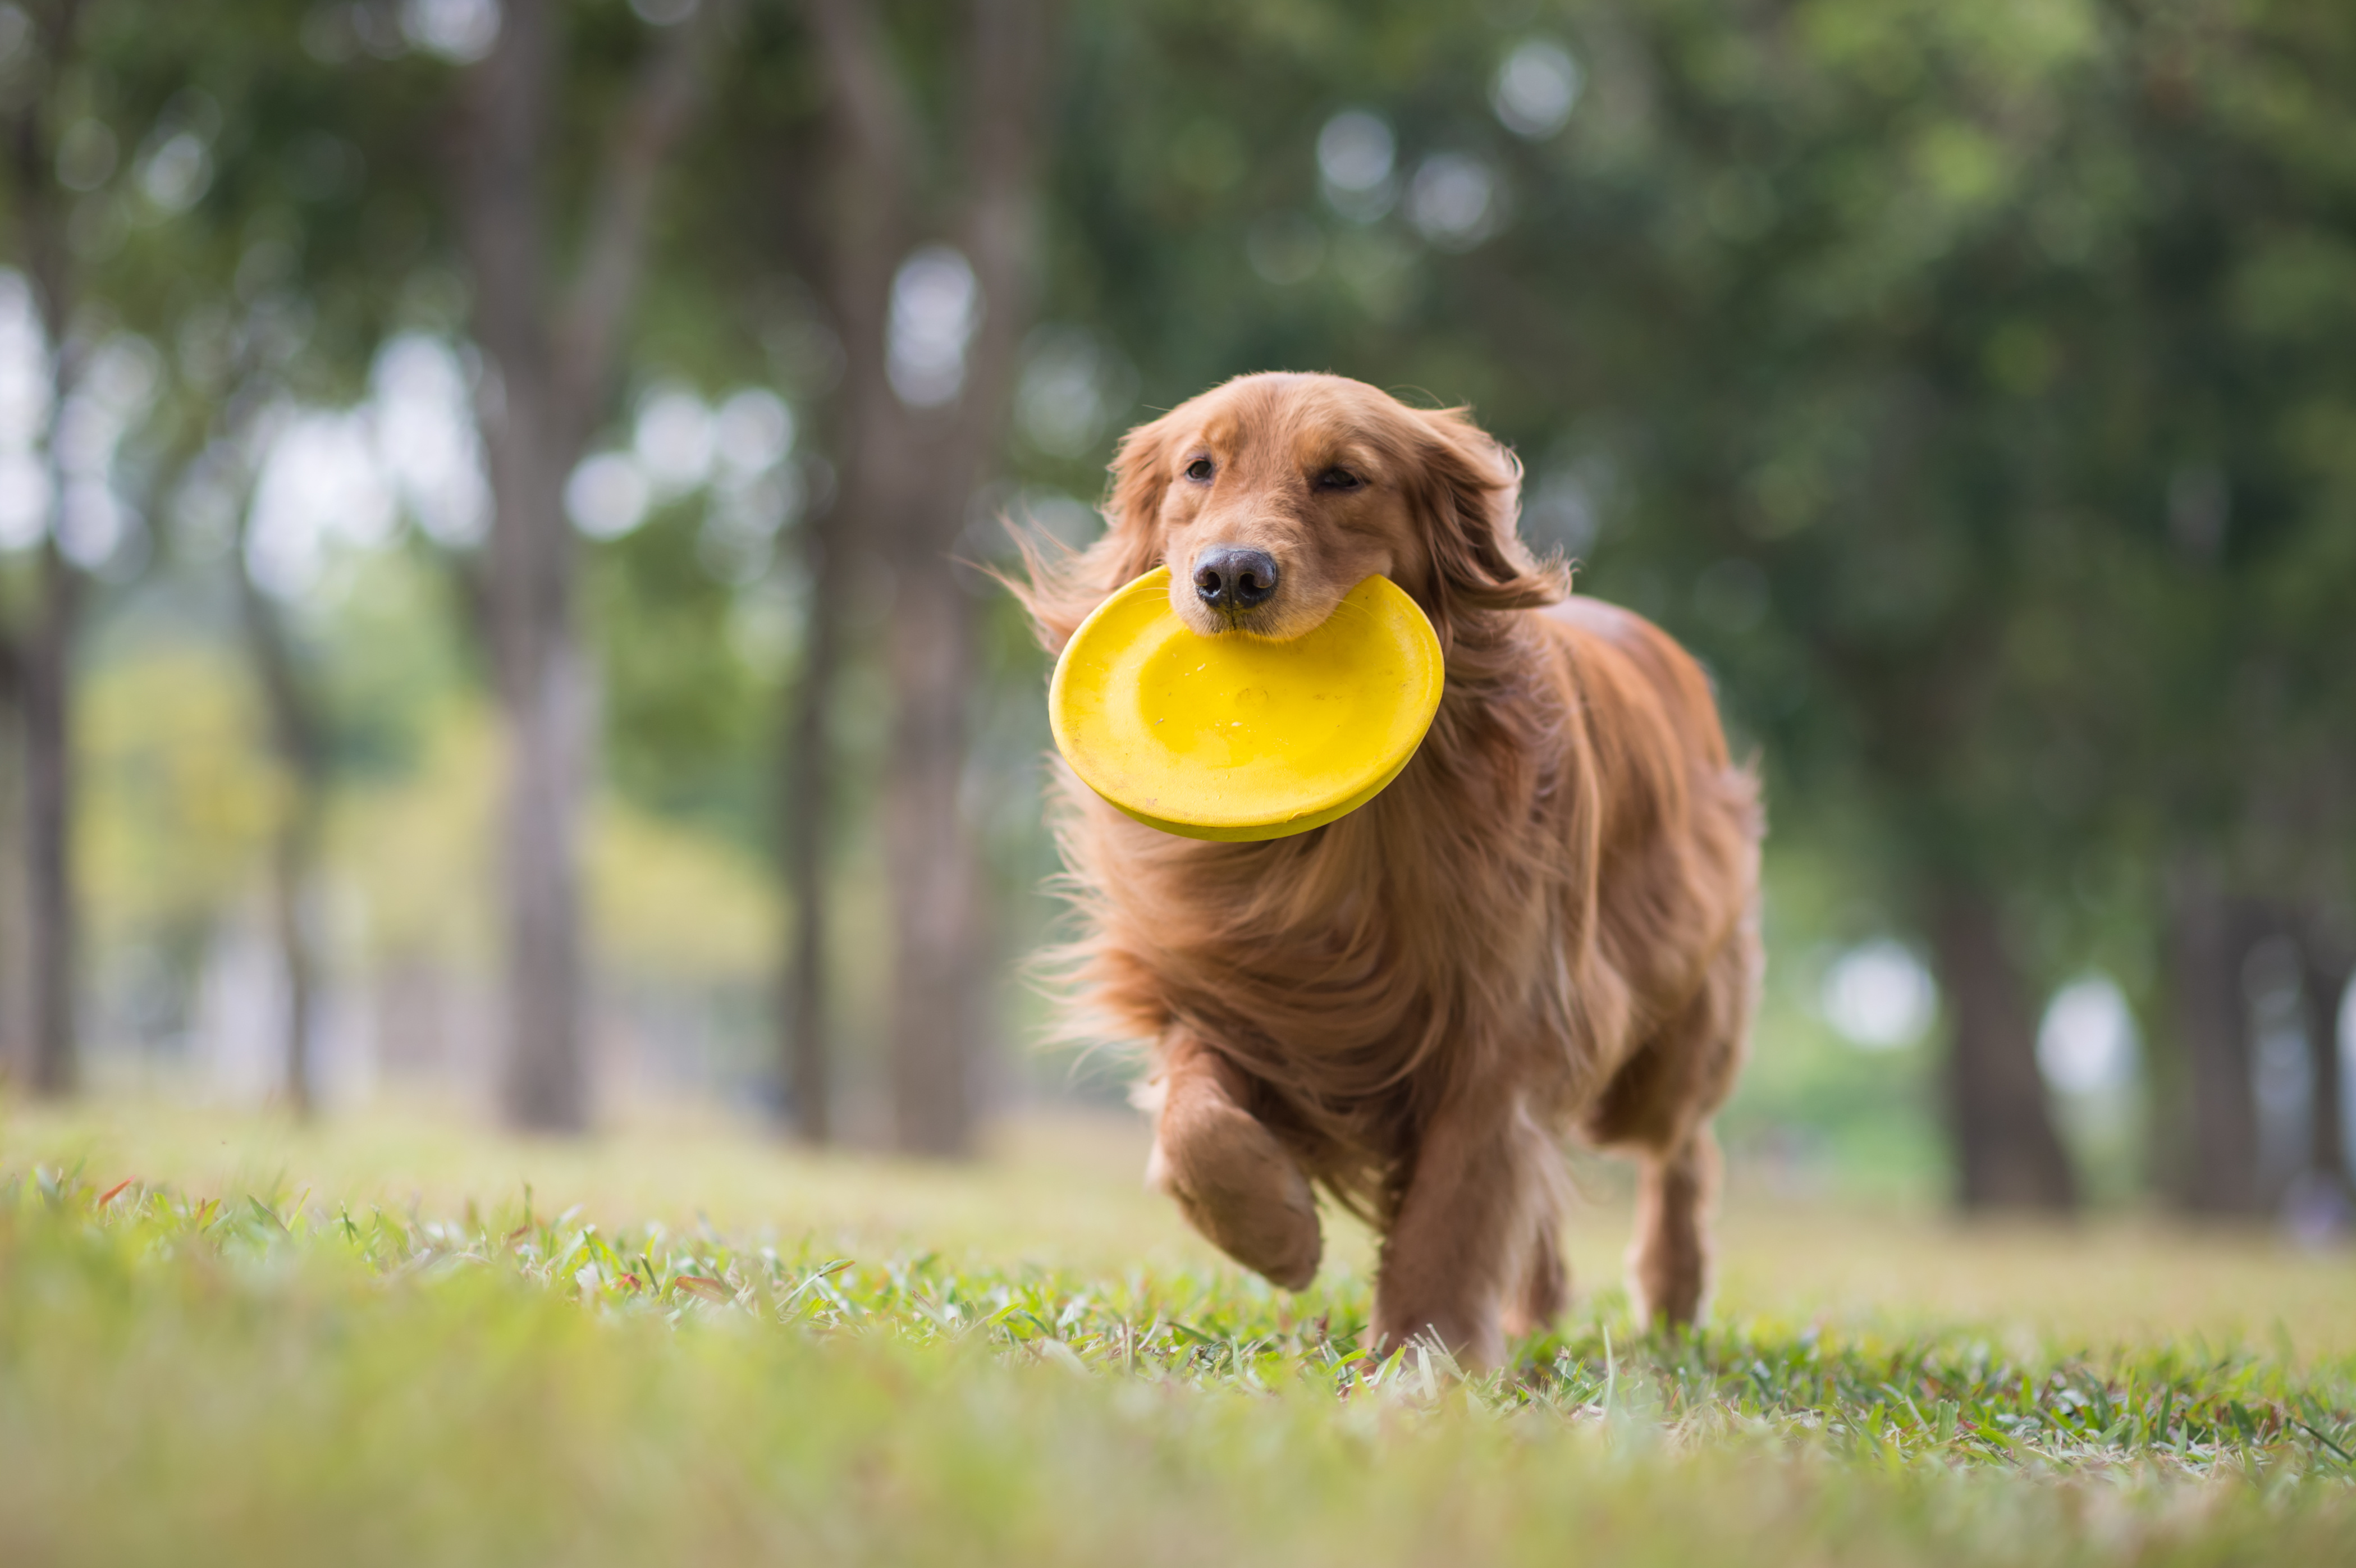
[1012,373,1763,1366]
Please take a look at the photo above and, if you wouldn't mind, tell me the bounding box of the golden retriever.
[1014,372,1762,1366]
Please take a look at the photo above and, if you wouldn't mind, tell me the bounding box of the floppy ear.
[1104,411,1181,565]
[1410,408,1568,648]
[1000,412,1179,653]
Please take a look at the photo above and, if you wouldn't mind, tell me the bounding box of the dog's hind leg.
[1627,1126,1718,1330]
[1143,1034,1322,1290]
[1586,932,1754,1332]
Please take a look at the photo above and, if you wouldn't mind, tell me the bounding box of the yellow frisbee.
[1049,567,1444,842]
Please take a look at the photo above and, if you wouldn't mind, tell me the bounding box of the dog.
[1013,372,1762,1366]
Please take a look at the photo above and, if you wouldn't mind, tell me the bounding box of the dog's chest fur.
[1058,630,1632,1169]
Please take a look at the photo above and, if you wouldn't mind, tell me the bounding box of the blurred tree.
[446,0,733,1130]
[789,0,1049,1155]
[76,0,440,1113]
[0,0,95,1095]
[2299,913,2350,1218]
[0,0,2334,1216]
[2092,0,2356,1216]
[0,605,19,1066]
[231,404,329,1114]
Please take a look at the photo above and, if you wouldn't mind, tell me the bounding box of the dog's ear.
[999,411,1177,653]
[1104,410,1181,563]
[1409,408,1567,646]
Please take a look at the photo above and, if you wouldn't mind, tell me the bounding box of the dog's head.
[1087,373,1562,646]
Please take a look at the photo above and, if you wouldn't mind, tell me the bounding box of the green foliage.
[1,1158,2351,1566]
[1716,847,1943,1196]
[588,505,776,841]
[1037,0,2356,913]
[75,641,278,981]
[304,540,482,781]
[17,0,2356,1182]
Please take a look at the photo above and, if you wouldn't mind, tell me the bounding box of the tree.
[232,419,329,1115]
[2085,0,2356,1215]
[788,0,1049,1154]
[450,0,733,1130]
[0,0,94,1096]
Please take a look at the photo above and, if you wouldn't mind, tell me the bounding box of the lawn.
[3,1100,2353,1566]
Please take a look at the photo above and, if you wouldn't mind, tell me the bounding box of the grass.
[3,1101,2354,1566]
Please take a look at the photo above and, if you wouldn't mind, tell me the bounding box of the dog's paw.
[1367,1300,1501,1371]
[1147,1100,1322,1290]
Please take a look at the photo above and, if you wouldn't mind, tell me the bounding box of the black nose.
[1193,546,1279,611]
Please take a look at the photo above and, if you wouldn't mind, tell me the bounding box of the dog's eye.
[1184,457,1215,483]
[1315,467,1362,492]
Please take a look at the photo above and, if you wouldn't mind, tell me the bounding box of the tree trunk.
[7,11,84,1098]
[267,792,323,1113]
[783,0,917,1146]
[461,0,584,1131]
[2301,916,2350,1193]
[884,568,980,1153]
[781,515,842,1142]
[2160,860,2260,1213]
[477,316,589,1132]
[455,0,728,1132]
[801,0,1046,1157]
[231,508,327,1117]
[21,509,78,1101]
[885,0,1044,1158]
[498,634,590,1130]
[0,550,77,1105]
[1929,883,2076,1212]
[0,662,25,1078]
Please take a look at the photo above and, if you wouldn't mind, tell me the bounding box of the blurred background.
[0,0,2349,1227]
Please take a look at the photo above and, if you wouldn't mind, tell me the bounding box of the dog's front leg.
[1371,1092,1558,1369]
[1143,1033,1322,1290]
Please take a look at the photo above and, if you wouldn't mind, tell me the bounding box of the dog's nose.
[1193,546,1279,611]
